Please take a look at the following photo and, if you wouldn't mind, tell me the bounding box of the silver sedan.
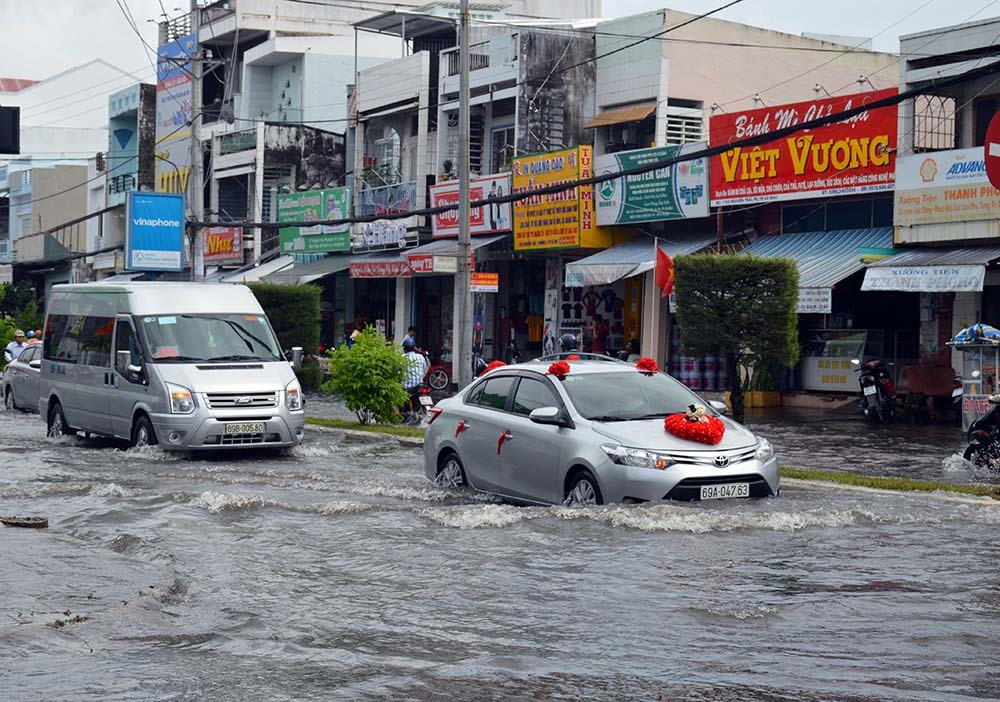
[3,344,42,412]
[424,358,779,505]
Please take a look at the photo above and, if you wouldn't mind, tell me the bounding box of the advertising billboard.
[429,173,512,237]
[204,226,243,264]
[126,192,185,271]
[278,187,351,254]
[155,33,196,198]
[894,147,1000,227]
[709,88,898,206]
[594,144,709,226]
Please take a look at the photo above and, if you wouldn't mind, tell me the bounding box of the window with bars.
[491,125,516,173]
[913,95,957,152]
[664,106,704,145]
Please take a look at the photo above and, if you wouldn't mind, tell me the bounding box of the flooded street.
[1,409,998,701]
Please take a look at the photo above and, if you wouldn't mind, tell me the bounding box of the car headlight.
[285,379,302,411]
[755,437,774,461]
[601,443,674,470]
[166,382,195,414]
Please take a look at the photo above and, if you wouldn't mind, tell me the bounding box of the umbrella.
[949,323,1000,346]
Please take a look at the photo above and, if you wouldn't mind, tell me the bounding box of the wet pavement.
[1,406,998,701]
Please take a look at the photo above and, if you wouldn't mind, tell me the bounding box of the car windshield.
[138,314,282,363]
[560,371,706,421]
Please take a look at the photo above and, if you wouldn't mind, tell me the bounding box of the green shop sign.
[278,187,351,253]
[594,144,709,226]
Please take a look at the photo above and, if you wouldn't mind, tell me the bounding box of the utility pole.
[189,0,205,281]
[454,0,473,387]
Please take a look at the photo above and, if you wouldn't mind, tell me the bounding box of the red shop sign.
[709,88,898,206]
[204,226,243,263]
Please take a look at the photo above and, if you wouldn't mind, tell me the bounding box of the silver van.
[39,282,306,450]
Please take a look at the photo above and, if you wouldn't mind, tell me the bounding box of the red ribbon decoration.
[455,420,468,438]
[547,360,571,380]
[566,354,581,360]
[636,357,660,375]
[497,431,508,455]
[480,360,507,376]
[664,414,726,445]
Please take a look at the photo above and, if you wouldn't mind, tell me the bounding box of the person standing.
[592,315,609,355]
[403,325,418,352]
[4,330,27,364]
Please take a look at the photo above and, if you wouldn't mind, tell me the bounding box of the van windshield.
[138,314,282,363]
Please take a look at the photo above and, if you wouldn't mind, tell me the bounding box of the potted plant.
[746,359,782,407]
[441,159,454,180]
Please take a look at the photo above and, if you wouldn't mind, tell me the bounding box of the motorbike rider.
[560,333,578,353]
[402,344,430,418]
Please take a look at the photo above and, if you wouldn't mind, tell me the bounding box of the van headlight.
[601,443,673,470]
[166,382,195,414]
[285,379,302,411]
[755,437,774,461]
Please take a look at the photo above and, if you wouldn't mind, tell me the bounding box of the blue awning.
[565,234,715,287]
[742,228,894,289]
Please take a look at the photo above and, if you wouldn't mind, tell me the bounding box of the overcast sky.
[1,0,998,81]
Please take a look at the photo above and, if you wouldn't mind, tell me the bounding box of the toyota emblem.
[714,455,729,468]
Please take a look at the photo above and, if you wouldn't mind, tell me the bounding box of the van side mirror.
[529,406,565,426]
[288,346,303,371]
[117,350,142,376]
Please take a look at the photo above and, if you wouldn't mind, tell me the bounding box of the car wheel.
[47,400,70,438]
[131,415,158,448]
[428,368,450,391]
[564,470,603,507]
[4,387,17,411]
[436,452,466,488]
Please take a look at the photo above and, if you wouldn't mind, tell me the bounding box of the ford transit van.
[39,282,305,450]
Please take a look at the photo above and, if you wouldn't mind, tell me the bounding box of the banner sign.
[204,226,243,264]
[512,146,597,251]
[471,272,499,293]
[349,259,412,279]
[126,192,185,271]
[595,144,709,225]
[278,187,350,254]
[351,219,418,253]
[861,264,986,292]
[709,88,898,205]
[155,33,196,198]
[430,173,512,237]
[894,147,1000,227]
[797,287,832,314]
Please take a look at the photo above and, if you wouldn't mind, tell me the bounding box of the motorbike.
[472,341,521,378]
[963,393,1000,471]
[402,383,434,426]
[851,358,896,423]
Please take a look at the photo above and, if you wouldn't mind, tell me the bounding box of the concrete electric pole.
[454,0,473,387]
[189,0,205,281]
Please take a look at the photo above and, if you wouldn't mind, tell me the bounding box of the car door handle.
[503,430,513,441]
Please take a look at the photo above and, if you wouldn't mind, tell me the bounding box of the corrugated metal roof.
[565,234,715,287]
[585,102,657,129]
[741,228,893,289]
[868,245,1000,267]
[405,234,509,258]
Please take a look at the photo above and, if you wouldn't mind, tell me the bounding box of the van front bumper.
[149,410,306,450]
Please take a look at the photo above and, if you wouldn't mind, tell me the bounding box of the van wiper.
[207,354,275,362]
[153,355,206,363]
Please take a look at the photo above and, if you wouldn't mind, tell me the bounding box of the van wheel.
[47,400,70,438]
[5,388,18,411]
[131,415,157,448]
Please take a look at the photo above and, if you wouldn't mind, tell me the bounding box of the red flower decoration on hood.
[480,360,507,376]
[663,413,726,445]
[636,357,660,374]
[566,354,581,360]
[547,360,571,380]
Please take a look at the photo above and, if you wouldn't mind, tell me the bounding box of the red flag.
[655,248,674,299]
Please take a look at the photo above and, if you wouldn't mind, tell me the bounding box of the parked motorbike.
[963,393,1000,471]
[851,358,896,423]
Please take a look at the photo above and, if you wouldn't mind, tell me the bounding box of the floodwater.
[1,409,998,701]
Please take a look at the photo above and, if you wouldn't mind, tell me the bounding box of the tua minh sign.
[709,88,898,205]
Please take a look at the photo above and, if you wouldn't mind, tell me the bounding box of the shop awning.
[262,254,353,285]
[585,102,657,129]
[405,233,509,258]
[564,234,715,287]
[742,228,893,313]
[221,255,294,284]
[349,250,412,278]
[861,245,1000,292]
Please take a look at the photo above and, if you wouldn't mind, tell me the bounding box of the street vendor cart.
[948,323,1000,432]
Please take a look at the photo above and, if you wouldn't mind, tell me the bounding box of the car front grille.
[205,392,278,409]
[665,447,758,468]
[665,474,774,501]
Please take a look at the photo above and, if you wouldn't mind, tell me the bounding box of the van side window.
[43,314,114,366]
[114,321,142,375]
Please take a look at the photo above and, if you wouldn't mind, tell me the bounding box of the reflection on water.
[0,410,997,701]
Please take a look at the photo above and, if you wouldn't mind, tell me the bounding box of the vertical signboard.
[278,187,351,253]
[126,192,185,271]
[709,89,898,205]
[429,173,512,237]
[155,33,197,199]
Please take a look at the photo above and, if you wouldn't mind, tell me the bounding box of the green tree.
[322,327,409,425]
[15,298,43,333]
[674,254,799,422]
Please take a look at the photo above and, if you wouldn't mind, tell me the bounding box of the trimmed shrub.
[322,327,409,425]
[247,282,321,354]
[297,355,323,392]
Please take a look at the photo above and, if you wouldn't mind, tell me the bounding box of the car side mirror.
[529,406,564,426]
[709,400,728,415]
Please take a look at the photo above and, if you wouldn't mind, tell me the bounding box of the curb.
[307,422,424,448]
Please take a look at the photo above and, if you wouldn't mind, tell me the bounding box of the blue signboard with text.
[126,192,185,271]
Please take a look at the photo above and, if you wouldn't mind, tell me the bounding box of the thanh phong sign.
[709,89,898,206]
[894,147,1000,228]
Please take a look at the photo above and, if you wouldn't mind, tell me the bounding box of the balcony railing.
[359,180,417,219]
[447,42,490,76]
[218,129,256,155]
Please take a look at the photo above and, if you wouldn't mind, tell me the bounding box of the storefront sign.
[801,357,855,392]
[352,219,418,253]
[894,147,1000,227]
[155,33,196,200]
[204,226,243,264]
[433,255,458,273]
[797,287,832,314]
[470,272,499,293]
[126,191,185,271]
[861,264,986,292]
[430,173,512,237]
[709,89,898,206]
[595,144,709,225]
[409,254,434,274]
[349,259,412,278]
[513,146,601,251]
[278,187,350,254]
